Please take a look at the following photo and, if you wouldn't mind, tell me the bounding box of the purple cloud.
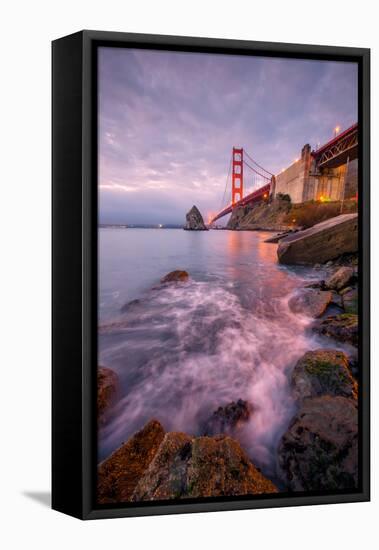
[98,47,358,224]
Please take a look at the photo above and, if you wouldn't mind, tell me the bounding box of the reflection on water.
[98,228,329,476]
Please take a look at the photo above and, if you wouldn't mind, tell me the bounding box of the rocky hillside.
[227,196,357,232]
[227,196,292,231]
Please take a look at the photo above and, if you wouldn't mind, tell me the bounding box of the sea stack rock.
[184,205,208,230]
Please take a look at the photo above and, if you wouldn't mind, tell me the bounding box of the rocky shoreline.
[279,261,359,491]
[98,419,278,504]
[98,247,359,501]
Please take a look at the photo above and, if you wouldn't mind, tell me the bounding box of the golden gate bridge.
[210,123,358,224]
[210,147,276,224]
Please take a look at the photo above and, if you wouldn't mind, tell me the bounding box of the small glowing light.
[335,125,341,135]
[292,218,296,223]
[281,168,285,172]
[319,196,325,202]
[294,158,299,163]
[158,224,163,228]
[263,193,268,199]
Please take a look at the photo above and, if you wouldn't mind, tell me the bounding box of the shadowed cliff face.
[227,197,292,231]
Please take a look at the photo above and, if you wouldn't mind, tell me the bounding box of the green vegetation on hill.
[228,197,358,231]
[284,198,358,229]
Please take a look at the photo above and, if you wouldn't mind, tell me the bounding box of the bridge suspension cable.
[242,159,272,181]
[220,153,232,210]
[210,146,274,224]
[243,149,274,177]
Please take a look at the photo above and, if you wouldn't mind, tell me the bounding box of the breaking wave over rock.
[99,272,326,477]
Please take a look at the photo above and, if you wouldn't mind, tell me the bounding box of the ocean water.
[98,228,333,476]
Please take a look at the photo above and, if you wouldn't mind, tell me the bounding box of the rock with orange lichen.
[291,349,357,402]
[97,419,165,504]
[313,313,358,347]
[160,270,189,283]
[97,366,119,425]
[132,431,278,501]
[288,289,333,318]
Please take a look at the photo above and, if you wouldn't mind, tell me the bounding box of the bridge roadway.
[210,182,271,224]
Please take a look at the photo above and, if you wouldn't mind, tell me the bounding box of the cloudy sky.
[98,47,358,225]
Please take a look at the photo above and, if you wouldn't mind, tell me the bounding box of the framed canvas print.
[52,30,370,520]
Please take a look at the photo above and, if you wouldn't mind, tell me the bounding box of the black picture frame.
[52,30,370,520]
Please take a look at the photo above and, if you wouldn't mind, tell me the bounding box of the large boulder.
[313,313,358,347]
[264,230,293,243]
[132,432,277,501]
[325,266,356,291]
[184,205,208,230]
[202,399,251,436]
[288,289,333,318]
[341,286,358,314]
[278,395,358,491]
[97,419,165,504]
[161,270,189,283]
[97,367,119,425]
[291,350,357,401]
[277,213,358,265]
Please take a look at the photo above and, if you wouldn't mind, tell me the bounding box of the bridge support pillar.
[232,147,243,205]
[270,175,276,198]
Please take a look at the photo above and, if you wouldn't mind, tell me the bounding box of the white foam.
[99,279,322,474]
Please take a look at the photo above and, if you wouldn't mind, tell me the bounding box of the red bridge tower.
[232,147,243,205]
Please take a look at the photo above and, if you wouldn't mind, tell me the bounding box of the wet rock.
[184,205,208,230]
[330,291,344,309]
[277,213,358,265]
[161,270,189,283]
[291,350,357,402]
[313,313,358,347]
[278,395,358,491]
[341,285,358,314]
[98,367,119,425]
[132,432,278,501]
[348,355,359,378]
[288,289,333,318]
[321,252,358,268]
[304,280,327,290]
[325,266,356,291]
[97,419,165,504]
[202,399,251,436]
